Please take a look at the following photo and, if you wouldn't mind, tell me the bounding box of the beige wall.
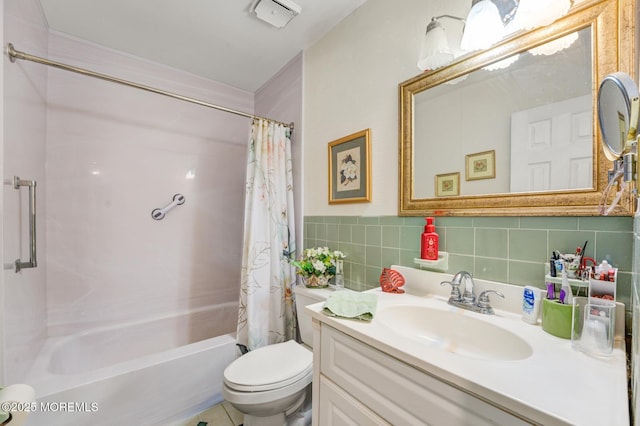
[304,0,469,216]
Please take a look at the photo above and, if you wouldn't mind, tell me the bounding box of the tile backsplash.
[631,214,639,421]
[303,215,633,331]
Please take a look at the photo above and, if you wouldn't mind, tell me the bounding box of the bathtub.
[24,302,238,426]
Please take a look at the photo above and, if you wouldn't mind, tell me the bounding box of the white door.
[510,95,592,192]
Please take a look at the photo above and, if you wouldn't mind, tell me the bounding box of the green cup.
[541,298,575,339]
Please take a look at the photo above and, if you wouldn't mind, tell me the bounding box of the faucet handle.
[440,280,463,302]
[477,290,505,315]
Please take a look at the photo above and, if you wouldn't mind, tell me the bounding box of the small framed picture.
[328,129,372,204]
[466,150,496,181]
[435,172,460,197]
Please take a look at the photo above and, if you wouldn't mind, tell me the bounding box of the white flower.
[341,161,357,180]
[312,260,326,274]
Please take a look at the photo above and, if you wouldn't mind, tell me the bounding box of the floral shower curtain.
[236,118,298,351]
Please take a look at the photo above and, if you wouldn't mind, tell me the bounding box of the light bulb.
[460,0,504,51]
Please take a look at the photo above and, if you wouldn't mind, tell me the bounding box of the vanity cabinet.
[313,322,530,426]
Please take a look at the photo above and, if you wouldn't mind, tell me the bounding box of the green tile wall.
[304,215,634,330]
[632,215,639,410]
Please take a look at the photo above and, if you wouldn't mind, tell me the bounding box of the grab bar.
[14,176,37,273]
[151,194,185,220]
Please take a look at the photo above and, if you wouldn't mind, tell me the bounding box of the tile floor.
[182,401,243,426]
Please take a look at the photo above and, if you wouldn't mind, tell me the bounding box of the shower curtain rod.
[6,43,294,132]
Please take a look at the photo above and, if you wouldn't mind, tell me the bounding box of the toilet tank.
[294,285,333,347]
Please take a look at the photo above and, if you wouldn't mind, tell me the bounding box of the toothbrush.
[560,262,574,305]
[546,282,555,299]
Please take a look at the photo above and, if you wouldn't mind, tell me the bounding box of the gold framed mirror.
[399,0,636,216]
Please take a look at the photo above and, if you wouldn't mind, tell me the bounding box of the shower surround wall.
[4,0,251,384]
[3,0,49,385]
[44,32,248,335]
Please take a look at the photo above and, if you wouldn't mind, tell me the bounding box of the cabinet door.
[321,325,531,426]
[318,376,390,426]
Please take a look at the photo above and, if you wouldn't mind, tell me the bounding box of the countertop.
[305,266,629,426]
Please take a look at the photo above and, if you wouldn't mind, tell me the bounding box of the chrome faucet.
[440,271,504,315]
[456,271,476,305]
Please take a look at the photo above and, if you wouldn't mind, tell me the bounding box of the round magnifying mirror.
[597,72,640,161]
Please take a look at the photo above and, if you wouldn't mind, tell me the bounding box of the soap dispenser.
[421,217,439,261]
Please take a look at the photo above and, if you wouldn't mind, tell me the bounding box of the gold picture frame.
[328,129,372,204]
[466,150,496,181]
[435,172,460,197]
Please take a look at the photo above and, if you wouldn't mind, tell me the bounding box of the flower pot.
[302,275,332,288]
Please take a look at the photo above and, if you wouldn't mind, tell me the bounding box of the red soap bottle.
[421,217,439,261]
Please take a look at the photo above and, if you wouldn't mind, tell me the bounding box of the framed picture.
[466,150,496,181]
[435,172,460,197]
[328,129,372,204]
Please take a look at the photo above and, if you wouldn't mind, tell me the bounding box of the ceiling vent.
[251,0,302,29]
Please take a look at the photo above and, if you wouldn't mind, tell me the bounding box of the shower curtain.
[236,118,298,351]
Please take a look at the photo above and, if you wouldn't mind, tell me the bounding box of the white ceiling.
[38,0,368,92]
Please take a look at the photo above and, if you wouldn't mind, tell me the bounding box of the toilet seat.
[223,340,312,392]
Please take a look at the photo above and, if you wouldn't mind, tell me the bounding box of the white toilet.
[222,285,332,426]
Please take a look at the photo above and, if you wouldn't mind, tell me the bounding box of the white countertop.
[305,266,629,426]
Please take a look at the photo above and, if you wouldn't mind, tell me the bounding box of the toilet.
[222,285,332,426]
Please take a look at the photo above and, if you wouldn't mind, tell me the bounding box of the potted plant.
[292,247,345,288]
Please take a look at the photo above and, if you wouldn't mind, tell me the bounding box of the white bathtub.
[24,303,238,426]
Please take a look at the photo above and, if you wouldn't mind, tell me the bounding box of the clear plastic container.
[333,260,344,291]
[571,296,615,357]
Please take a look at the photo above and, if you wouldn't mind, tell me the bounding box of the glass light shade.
[460,0,504,51]
[530,33,578,56]
[510,0,571,30]
[417,20,454,70]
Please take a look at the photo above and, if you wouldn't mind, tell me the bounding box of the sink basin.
[377,305,533,361]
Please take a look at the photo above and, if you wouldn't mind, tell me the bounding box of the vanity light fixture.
[417,0,573,71]
[251,0,302,29]
[418,0,518,70]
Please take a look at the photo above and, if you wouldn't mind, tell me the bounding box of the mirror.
[597,72,639,161]
[399,0,636,216]
[595,71,640,214]
[414,28,592,198]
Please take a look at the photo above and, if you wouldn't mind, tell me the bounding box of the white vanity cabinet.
[307,268,629,425]
[312,321,530,426]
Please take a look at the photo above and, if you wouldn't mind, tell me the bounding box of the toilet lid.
[224,340,312,392]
